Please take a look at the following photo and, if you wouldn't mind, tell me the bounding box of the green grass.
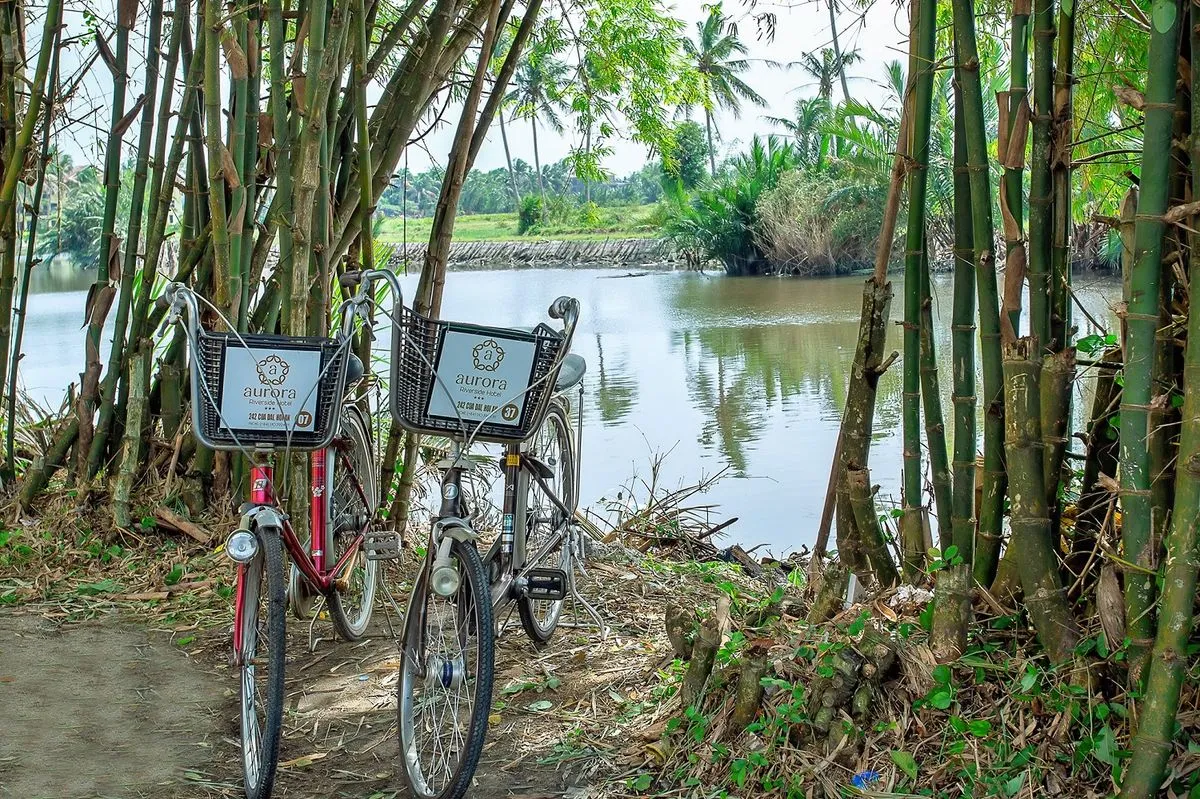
[376,203,663,244]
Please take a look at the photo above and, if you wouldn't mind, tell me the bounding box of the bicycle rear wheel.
[517,400,576,644]
[237,523,286,799]
[328,403,379,641]
[398,538,494,799]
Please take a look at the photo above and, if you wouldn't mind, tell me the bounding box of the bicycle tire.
[398,538,494,799]
[328,403,379,641]
[517,400,576,644]
[238,522,286,799]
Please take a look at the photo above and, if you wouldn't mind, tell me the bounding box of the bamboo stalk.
[88,0,167,476]
[918,241,951,548]
[899,0,936,580]
[113,349,151,527]
[953,0,1006,589]
[846,467,900,588]
[1120,0,1182,682]
[1000,0,1030,337]
[5,19,60,478]
[1119,11,1200,789]
[78,0,136,473]
[1040,347,1076,511]
[1048,0,1076,350]
[949,70,976,566]
[267,0,296,326]
[1004,336,1078,663]
[1027,0,1055,348]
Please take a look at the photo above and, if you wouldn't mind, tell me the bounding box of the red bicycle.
[159,269,403,799]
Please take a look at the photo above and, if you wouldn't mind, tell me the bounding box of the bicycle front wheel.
[398,539,494,799]
[237,523,286,799]
[328,403,379,641]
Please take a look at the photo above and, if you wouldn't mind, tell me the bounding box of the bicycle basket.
[390,305,565,443]
[191,331,350,451]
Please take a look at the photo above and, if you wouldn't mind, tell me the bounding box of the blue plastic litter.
[851,771,881,790]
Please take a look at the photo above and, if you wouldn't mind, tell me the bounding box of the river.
[21,262,1122,555]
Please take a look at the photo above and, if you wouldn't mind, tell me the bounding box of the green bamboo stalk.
[113,349,150,527]
[78,0,136,472]
[1001,0,1030,336]
[229,1,250,331]
[899,0,936,580]
[5,19,60,478]
[1120,0,1182,682]
[1004,337,1078,663]
[131,22,204,349]
[88,0,167,476]
[918,241,951,548]
[1026,0,1055,349]
[949,71,976,566]
[1048,0,1075,351]
[846,467,900,588]
[267,0,296,326]
[1040,348,1076,511]
[1118,15,1200,789]
[931,76,975,659]
[204,0,232,323]
[353,0,373,274]
[239,9,260,328]
[953,0,1006,589]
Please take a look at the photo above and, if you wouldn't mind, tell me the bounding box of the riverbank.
[376,204,662,244]
[384,236,682,270]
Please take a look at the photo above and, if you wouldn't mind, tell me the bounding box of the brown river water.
[22,262,1122,554]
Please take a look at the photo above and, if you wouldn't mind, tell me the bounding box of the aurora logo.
[471,339,504,372]
[255,354,290,386]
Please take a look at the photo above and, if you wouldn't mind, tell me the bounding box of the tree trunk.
[532,117,546,210]
[826,0,851,102]
[499,112,520,206]
[705,108,716,177]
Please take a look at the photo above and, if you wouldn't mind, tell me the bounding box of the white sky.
[53,0,911,176]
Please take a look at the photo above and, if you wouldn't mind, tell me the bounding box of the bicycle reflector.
[226,530,259,563]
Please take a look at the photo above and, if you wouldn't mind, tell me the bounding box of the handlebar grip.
[156,293,170,311]
[340,270,363,289]
[548,296,576,320]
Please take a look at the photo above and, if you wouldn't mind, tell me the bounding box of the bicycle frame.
[159,268,405,661]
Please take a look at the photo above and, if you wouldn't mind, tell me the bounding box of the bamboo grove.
[818,0,1200,793]
[1,0,1200,792]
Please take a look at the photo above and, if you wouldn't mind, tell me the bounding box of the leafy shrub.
[517,194,543,235]
[755,170,887,276]
[578,201,602,227]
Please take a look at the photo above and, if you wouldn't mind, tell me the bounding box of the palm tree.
[794,47,862,101]
[766,96,831,168]
[506,52,569,210]
[683,3,768,176]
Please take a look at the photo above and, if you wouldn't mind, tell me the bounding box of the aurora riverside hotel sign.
[427,328,539,427]
[218,341,323,433]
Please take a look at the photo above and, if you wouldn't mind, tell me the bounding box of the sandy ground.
[0,558,667,799]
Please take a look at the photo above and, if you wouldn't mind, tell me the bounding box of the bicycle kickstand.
[568,527,608,640]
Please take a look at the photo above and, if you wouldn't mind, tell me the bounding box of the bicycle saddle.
[555,353,586,393]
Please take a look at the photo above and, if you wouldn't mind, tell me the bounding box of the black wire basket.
[192,331,350,451]
[389,305,566,443]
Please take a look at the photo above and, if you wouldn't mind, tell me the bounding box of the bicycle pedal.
[363,530,401,560]
[524,568,567,601]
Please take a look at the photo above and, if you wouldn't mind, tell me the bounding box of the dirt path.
[0,557,672,799]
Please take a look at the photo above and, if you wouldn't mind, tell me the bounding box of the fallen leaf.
[280,752,328,769]
[526,699,553,712]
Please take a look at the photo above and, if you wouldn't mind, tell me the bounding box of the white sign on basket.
[427,329,538,427]
[218,343,323,433]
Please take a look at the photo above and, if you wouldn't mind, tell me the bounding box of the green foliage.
[517,194,543,234]
[662,135,796,275]
[661,120,708,190]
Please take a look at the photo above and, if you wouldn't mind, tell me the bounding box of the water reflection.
[18,266,1121,552]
